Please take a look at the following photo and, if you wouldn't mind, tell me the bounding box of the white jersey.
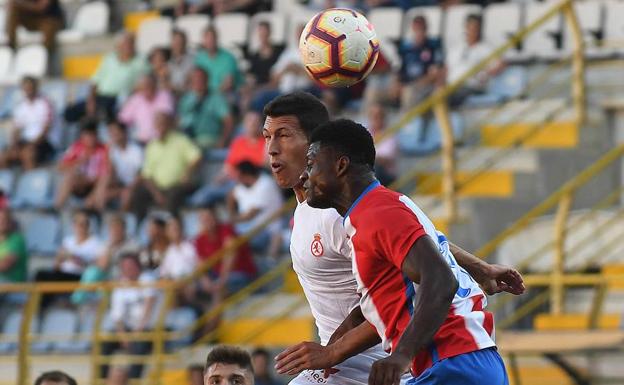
[289,201,408,385]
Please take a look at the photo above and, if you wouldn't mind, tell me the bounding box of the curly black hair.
[310,119,376,169]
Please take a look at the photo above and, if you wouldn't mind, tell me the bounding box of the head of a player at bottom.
[300,119,510,385]
[203,345,255,385]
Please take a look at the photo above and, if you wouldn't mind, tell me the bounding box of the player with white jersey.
[261,93,525,385]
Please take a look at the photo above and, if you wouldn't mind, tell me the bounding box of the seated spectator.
[64,32,148,123]
[106,367,128,385]
[100,253,158,380]
[194,26,242,94]
[71,214,140,304]
[169,29,195,94]
[270,25,314,95]
[55,120,109,210]
[446,14,505,107]
[227,161,283,256]
[35,210,104,308]
[178,67,233,149]
[1,76,54,170]
[160,216,198,280]
[247,21,283,89]
[170,0,262,18]
[252,348,280,385]
[204,345,254,385]
[127,112,201,220]
[194,206,256,296]
[188,110,265,206]
[118,73,174,145]
[367,104,397,185]
[139,216,169,271]
[0,208,28,304]
[6,0,64,67]
[149,47,172,91]
[93,120,143,211]
[33,371,77,385]
[366,15,443,111]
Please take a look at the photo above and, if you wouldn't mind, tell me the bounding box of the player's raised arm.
[369,235,457,385]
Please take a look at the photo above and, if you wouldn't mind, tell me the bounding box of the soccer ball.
[299,8,380,88]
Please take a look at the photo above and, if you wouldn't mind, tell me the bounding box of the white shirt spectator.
[60,235,104,275]
[109,271,161,330]
[13,96,53,142]
[446,41,496,89]
[271,47,312,94]
[160,241,198,279]
[233,173,284,234]
[110,142,143,186]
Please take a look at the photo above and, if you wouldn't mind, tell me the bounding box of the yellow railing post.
[551,192,572,315]
[17,289,38,385]
[563,1,586,125]
[150,285,175,385]
[433,99,457,222]
[91,294,110,385]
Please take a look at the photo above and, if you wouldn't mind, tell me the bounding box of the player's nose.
[267,137,279,156]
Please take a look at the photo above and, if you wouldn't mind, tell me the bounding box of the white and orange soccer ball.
[299,8,380,88]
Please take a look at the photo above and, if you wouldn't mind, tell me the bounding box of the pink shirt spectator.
[118,90,174,143]
[61,142,109,181]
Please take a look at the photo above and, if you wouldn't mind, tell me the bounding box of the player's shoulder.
[353,186,406,216]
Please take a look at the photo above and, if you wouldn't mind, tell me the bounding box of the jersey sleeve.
[371,205,428,270]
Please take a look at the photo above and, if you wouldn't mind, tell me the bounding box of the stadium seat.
[12,168,54,209]
[136,17,173,55]
[483,3,522,50]
[0,169,15,197]
[165,307,197,350]
[0,7,6,44]
[182,210,200,239]
[523,1,563,59]
[60,308,97,353]
[0,46,12,85]
[562,1,603,56]
[62,1,110,43]
[286,7,318,47]
[367,7,403,42]
[397,112,464,156]
[248,12,287,53]
[41,80,68,114]
[175,15,210,48]
[444,4,482,50]
[16,27,43,46]
[0,309,39,354]
[213,13,249,48]
[0,84,19,118]
[31,308,79,353]
[24,214,59,255]
[10,45,48,83]
[465,66,528,107]
[403,6,442,40]
[603,0,624,55]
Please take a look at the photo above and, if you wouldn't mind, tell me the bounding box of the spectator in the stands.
[1,76,54,170]
[36,209,103,308]
[64,32,148,123]
[149,47,172,91]
[204,345,255,385]
[169,29,195,93]
[195,26,242,94]
[101,252,158,380]
[247,21,283,89]
[118,73,174,145]
[446,14,505,106]
[106,367,128,385]
[93,120,143,211]
[139,215,169,271]
[195,206,256,297]
[270,25,314,94]
[128,111,201,220]
[178,67,233,149]
[6,0,64,67]
[187,364,204,385]
[55,120,109,210]
[227,161,283,256]
[189,110,265,206]
[172,0,261,17]
[160,216,198,280]
[71,214,140,304]
[33,370,77,385]
[0,208,28,285]
[251,348,280,385]
[367,104,397,185]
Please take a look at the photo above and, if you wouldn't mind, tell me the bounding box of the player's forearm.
[450,242,488,280]
[328,305,367,345]
[328,321,381,365]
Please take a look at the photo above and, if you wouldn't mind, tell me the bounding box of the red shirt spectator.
[61,138,109,180]
[223,111,266,179]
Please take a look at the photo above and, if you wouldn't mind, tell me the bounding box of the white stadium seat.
[484,3,522,49]
[58,1,110,43]
[523,0,563,59]
[444,4,482,50]
[0,47,13,84]
[213,13,249,48]
[403,6,442,41]
[562,1,603,56]
[603,0,624,54]
[1,44,48,84]
[287,6,318,47]
[0,7,6,44]
[175,14,210,48]
[136,17,173,55]
[248,12,287,53]
[368,7,403,42]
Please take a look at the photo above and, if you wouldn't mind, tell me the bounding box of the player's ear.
[336,155,350,177]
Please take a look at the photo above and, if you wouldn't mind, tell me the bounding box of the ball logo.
[311,233,324,257]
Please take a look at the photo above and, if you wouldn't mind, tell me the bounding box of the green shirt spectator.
[194,26,242,93]
[92,52,148,97]
[0,209,28,283]
[142,131,201,189]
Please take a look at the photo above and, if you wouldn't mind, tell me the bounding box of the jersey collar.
[343,180,381,225]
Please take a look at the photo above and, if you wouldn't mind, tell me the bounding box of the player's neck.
[337,175,377,217]
[293,185,306,203]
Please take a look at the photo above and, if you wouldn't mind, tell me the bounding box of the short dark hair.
[236,161,261,177]
[119,252,141,267]
[412,15,427,27]
[310,119,376,169]
[173,28,187,42]
[204,345,254,375]
[263,92,330,139]
[34,370,77,385]
[187,364,204,373]
[107,119,128,133]
[258,21,271,32]
[21,76,38,87]
[149,46,171,62]
[466,13,482,26]
[251,347,270,358]
[80,118,98,135]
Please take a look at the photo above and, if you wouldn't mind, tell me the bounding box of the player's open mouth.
[271,162,284,174]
